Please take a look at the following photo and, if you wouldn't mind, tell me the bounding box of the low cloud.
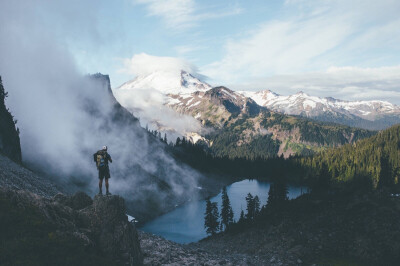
[116,53,207,140]
[0,1,203,219]
[114,87,204,141]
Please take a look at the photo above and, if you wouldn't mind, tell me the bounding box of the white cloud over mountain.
[118,53,400,104]
[119,53,207,81]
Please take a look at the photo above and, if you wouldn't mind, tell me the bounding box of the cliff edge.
[0,189,143,265]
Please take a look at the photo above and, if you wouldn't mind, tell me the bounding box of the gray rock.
[0,154,60,197]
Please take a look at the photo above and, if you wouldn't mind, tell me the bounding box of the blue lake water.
[140,179,307,244]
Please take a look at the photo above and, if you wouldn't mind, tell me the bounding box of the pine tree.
[267,179,288,207]
[378,154,393,189]
[267,183,274,205]
[220,187,234,231]
[314,163,331,192]
[0,76,8,107]
[204,198,219,236]
[245,193,255,220]
[254,195,260,217]
[239,210,245,223]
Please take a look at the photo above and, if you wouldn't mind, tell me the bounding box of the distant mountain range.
[114,70,376,158]
[116,70,400,131]
[240,90,400,130]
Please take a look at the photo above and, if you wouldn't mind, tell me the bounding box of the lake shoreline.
[140,179,307,244]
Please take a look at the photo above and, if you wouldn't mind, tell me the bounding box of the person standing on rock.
[93,146,112,195]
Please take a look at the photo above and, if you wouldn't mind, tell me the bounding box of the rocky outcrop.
[1,188,143,265]
[0,76,22,163]
[92,195,143,265]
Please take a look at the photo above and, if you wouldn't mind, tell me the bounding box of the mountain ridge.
[114,71,375,159]
[240,89,400,130]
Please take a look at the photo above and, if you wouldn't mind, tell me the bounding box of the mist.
[0,1,204,220]
[115,53,209,141]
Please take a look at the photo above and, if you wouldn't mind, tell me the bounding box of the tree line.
[295,124,400,191]
[204,178,291,236]
[146,122,400,193]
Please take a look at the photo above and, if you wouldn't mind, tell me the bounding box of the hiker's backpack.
[96,152,107,169]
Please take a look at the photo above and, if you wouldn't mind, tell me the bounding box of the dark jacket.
[93,150,112,168]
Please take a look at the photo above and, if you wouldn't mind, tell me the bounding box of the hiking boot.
[98,190,103,195]
[106,191,111,196]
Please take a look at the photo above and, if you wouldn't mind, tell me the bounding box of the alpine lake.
[140,179,307,244]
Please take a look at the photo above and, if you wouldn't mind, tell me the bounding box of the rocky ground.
[139,231,300,265]
[0,153,60,197]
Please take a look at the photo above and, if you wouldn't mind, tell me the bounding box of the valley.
[2,70,400,265]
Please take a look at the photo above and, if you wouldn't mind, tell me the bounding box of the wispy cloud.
[174,44,205,56]
[203,0,400,84]
[134,0,242,30]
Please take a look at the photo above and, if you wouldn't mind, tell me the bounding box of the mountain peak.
[115,69,211,96]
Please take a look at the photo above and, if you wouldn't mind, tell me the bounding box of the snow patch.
[127,214,137,223]
[188,101,201,108]
[221,89,237,99]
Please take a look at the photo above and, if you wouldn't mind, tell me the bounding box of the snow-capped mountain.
[240,90,400,130]
[113,70,376,157]
[167,86,261,128]
[114,69,400,135]
[117,70,211,97]
[113,70,212,141]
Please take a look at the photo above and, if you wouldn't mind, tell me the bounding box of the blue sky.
[1,0,400,103]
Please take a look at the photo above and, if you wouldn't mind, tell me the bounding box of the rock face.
[1,188,143,265]
[92,195,143,265]
[0,76,22,163]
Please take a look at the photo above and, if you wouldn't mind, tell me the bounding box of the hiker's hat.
[102,145,107,151]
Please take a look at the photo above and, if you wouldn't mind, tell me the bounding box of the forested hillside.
[206,109,375,160]
[297,124,400,189]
